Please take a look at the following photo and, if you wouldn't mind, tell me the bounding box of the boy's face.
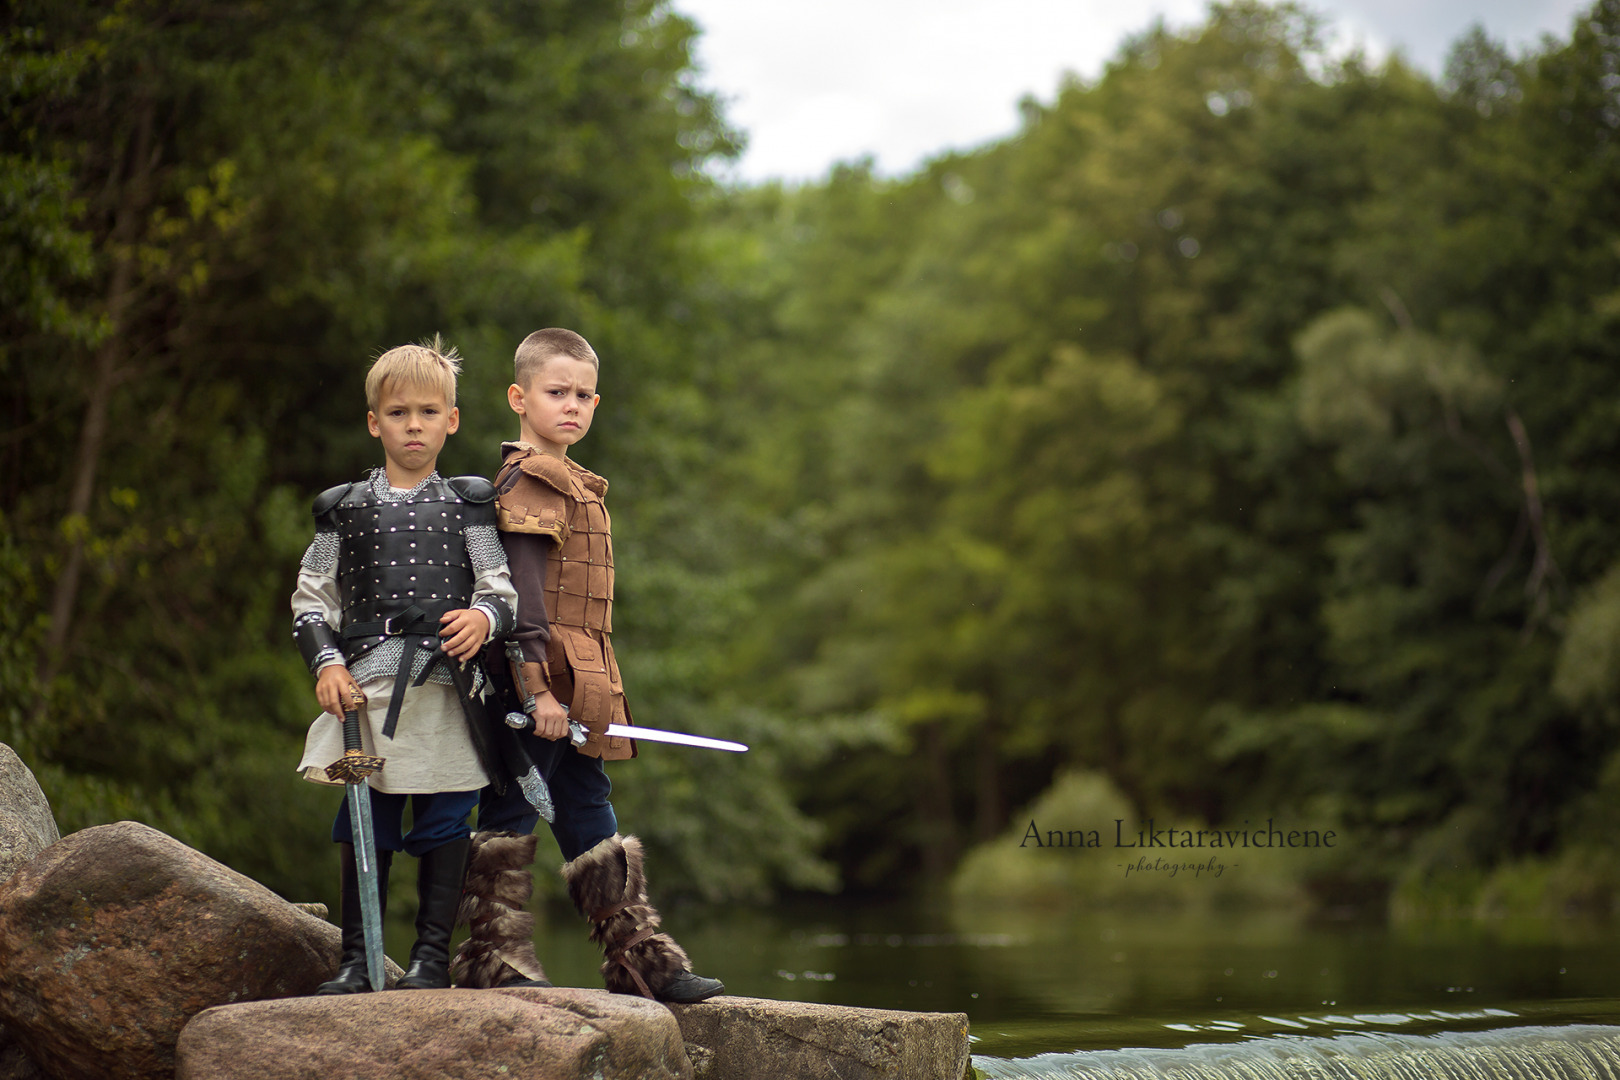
[367,381,459,486]
[509,355,599,458]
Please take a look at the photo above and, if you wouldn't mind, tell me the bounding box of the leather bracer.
[515,659,551,698]
[293,610,342,674]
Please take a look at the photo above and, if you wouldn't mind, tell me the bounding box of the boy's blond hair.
[514,328,599,388]
[366,335,462,411]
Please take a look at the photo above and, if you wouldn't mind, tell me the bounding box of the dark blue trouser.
[476,734,617,861]
[331,788,479,857]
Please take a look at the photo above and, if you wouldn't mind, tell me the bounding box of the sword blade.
[603,723,748,753]
[345,782,387,991]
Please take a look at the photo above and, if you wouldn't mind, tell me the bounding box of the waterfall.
[976,1024,1620,1079]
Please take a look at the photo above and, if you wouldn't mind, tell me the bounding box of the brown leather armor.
[494,445,633,760]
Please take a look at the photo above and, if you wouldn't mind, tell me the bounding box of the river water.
[374,880,1620,1077]
[507,897,1620,1076]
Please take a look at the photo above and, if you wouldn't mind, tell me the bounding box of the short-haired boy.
[451,328,722,1003]
[292,340,516,994]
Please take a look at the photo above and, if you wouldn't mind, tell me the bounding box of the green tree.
[1,0,826,905]
[707,0,1620,904]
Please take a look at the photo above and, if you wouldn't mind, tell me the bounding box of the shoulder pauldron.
[312,482,358,530]
[448,474,496,504]
[496,461,571,543]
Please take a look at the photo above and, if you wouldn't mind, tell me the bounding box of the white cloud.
[676,0,1592,184]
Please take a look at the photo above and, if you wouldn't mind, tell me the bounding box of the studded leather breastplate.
[321,475,481,664]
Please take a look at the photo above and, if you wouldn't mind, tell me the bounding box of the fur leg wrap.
[562,833,691,998]
[450,830,548,989]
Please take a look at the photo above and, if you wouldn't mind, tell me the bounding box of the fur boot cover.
[450,830,548,988]
[562,833,691,998]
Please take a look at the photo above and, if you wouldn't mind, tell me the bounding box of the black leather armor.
[306,474,499,667]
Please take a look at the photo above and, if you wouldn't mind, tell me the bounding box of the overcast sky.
[672,0,1592,183]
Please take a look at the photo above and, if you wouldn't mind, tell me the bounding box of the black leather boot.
[396,836,470,990]
[315,842,392,995]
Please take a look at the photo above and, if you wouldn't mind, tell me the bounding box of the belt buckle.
[382,613,403,636]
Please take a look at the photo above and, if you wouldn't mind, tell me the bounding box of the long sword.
[324,687,388,991]
[504,712,750,753]
[584,721,748,753]
[505,709,746,753]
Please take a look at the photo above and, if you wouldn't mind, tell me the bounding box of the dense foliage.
[5,0,1619,915]
[0,0,826,905]
[702,0,1620,908]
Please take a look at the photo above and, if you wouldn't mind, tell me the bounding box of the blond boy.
[292,340,516,993]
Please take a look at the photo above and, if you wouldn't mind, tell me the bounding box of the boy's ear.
[506,383,526,415]
[367,410,381,437]
[447,405,460,435]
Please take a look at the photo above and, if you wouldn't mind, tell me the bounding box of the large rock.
[668,996,970,1080]
[175,987,692,1080]
[0,743,59,882]
[0,820,355,1080]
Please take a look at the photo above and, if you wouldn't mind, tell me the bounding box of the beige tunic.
[292,560,514,794]
[295,677,490,794]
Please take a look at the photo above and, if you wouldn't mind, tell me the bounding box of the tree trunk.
[35,100,155,692]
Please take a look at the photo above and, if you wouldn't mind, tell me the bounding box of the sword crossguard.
[330,691,384,782]
[325,749,386,783]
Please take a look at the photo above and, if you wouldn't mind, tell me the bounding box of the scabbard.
[495,722,555,823]
[434,648,555,820]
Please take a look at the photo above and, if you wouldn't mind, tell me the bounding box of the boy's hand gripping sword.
[323,686,387,992]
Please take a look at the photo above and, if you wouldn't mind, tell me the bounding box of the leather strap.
[341,603,437,641]
[605,927,658,999]
[369,605,433,740]
[590,899,633,923]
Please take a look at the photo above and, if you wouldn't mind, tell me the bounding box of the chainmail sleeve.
[465,522,505,575]
[299,531,340,575]
[467,524,516,640]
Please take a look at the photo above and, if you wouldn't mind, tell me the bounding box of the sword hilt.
[325,685,385,782]
[342,709,364,753]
